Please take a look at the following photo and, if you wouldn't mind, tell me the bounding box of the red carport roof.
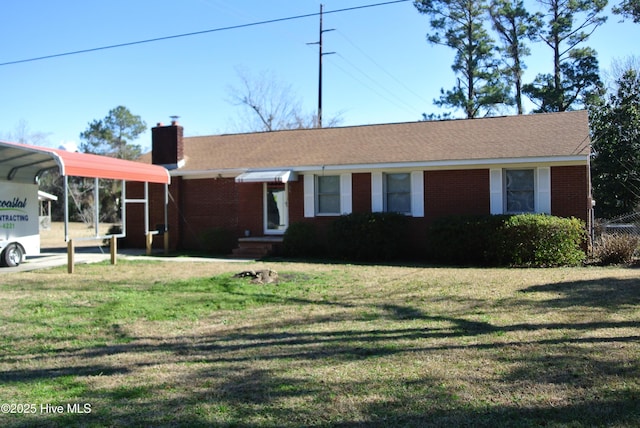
[0,141,170,184]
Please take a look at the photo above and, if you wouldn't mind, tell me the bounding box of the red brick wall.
[125,166,590,252]
[124,177,242,250]
[551,165,590,224]
[353,173,372,213]
[424,169,490,222]
[288,179,305,223]
[177,178,239,249]
[237,182,263,237]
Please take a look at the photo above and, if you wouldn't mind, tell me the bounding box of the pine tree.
[523,0,607,112]
[415,0,511,118]
[489,0,539,114]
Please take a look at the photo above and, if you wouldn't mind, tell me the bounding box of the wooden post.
[110,236,117,265]
[67,239,74,274]
[146,232,153,256]
[164,231,169,255]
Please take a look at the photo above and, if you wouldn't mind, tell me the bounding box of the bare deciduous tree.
[226,68,342,132]
[2,119,50,145]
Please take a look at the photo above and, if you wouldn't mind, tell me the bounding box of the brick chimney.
[151,119,184,169]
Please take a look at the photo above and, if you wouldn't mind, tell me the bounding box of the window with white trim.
[384,173,411,214]
[304,173,352,217]
[371,171,424,217]
[504,169,535,213]
[316,175,341,215]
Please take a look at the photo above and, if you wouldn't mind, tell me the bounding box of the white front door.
[264,183,288,234]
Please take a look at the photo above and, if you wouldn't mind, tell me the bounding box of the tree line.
[414,0,624,118]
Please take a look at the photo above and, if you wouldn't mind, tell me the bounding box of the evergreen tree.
[80,106,146,160]
[78,106,147,223]
[590,68,640,218]
[415,0,511,118]
[489,0,540,114]
[523,0,607,112]
[613,0,640,23]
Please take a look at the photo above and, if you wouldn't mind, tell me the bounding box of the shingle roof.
[172,111,590,172]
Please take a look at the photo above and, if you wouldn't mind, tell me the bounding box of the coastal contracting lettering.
[0,197,29,222]
[0,197,27,209]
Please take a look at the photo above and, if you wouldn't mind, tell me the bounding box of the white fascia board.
[290,156,587,173]
[170,155,587,179]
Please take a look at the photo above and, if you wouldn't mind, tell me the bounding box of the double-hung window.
[316,175,341,215]
[384,173,411,214]
[304,173,352,217]
[505,169,535,213]
[490,167,550,215]
[371,171,424,217]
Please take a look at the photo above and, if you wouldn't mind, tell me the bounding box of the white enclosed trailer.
[0,182,40,266]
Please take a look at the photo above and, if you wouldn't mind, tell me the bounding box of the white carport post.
[93,177,99,238]
[163,183,169,254]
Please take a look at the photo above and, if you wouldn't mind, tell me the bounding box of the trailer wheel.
[1,243,23,267]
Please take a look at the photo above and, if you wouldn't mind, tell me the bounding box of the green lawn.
[1,260,639,427]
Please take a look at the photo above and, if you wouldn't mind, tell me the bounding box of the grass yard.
[0,260,639,427]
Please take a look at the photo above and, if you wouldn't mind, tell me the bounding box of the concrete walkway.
[3,247,253,273]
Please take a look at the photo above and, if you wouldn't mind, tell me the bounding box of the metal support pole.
[121,180,127,236]
[144,181,150,236]
[94,177,99,237]
[164,183,169,255]
[64,175,69,242]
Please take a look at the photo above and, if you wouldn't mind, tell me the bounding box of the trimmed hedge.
[425,215,504,265]
[499,214,586,267]
[282,222,323,258]
[428,214,586,267]
[328,212,410,261]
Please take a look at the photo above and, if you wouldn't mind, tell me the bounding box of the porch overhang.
[235,170,296,183]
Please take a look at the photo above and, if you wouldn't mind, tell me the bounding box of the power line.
[335,29,432,107]
[333,52,420,115]
[0,0,411,67]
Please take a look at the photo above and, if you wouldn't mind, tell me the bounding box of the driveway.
[3,246,251,273]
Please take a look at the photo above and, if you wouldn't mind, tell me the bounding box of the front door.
[264,183,288,234]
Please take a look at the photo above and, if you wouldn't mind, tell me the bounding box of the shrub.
[201,227,236,255]
[283,222,324,258]
[427,214,586,267]
[427,215,507,265]
[593,233,639,265]
[328,212,409,261]
[499,214,586,267]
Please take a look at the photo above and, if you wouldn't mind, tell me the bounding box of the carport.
[0,140,170,272]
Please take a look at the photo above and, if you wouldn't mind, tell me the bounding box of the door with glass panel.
[264,183,288,234]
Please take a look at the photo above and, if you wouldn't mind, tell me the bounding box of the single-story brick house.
[125,110,592,256]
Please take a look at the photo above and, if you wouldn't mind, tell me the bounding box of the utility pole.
[307,4,334,128]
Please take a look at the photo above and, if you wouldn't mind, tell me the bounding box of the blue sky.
[1,0,638,152]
